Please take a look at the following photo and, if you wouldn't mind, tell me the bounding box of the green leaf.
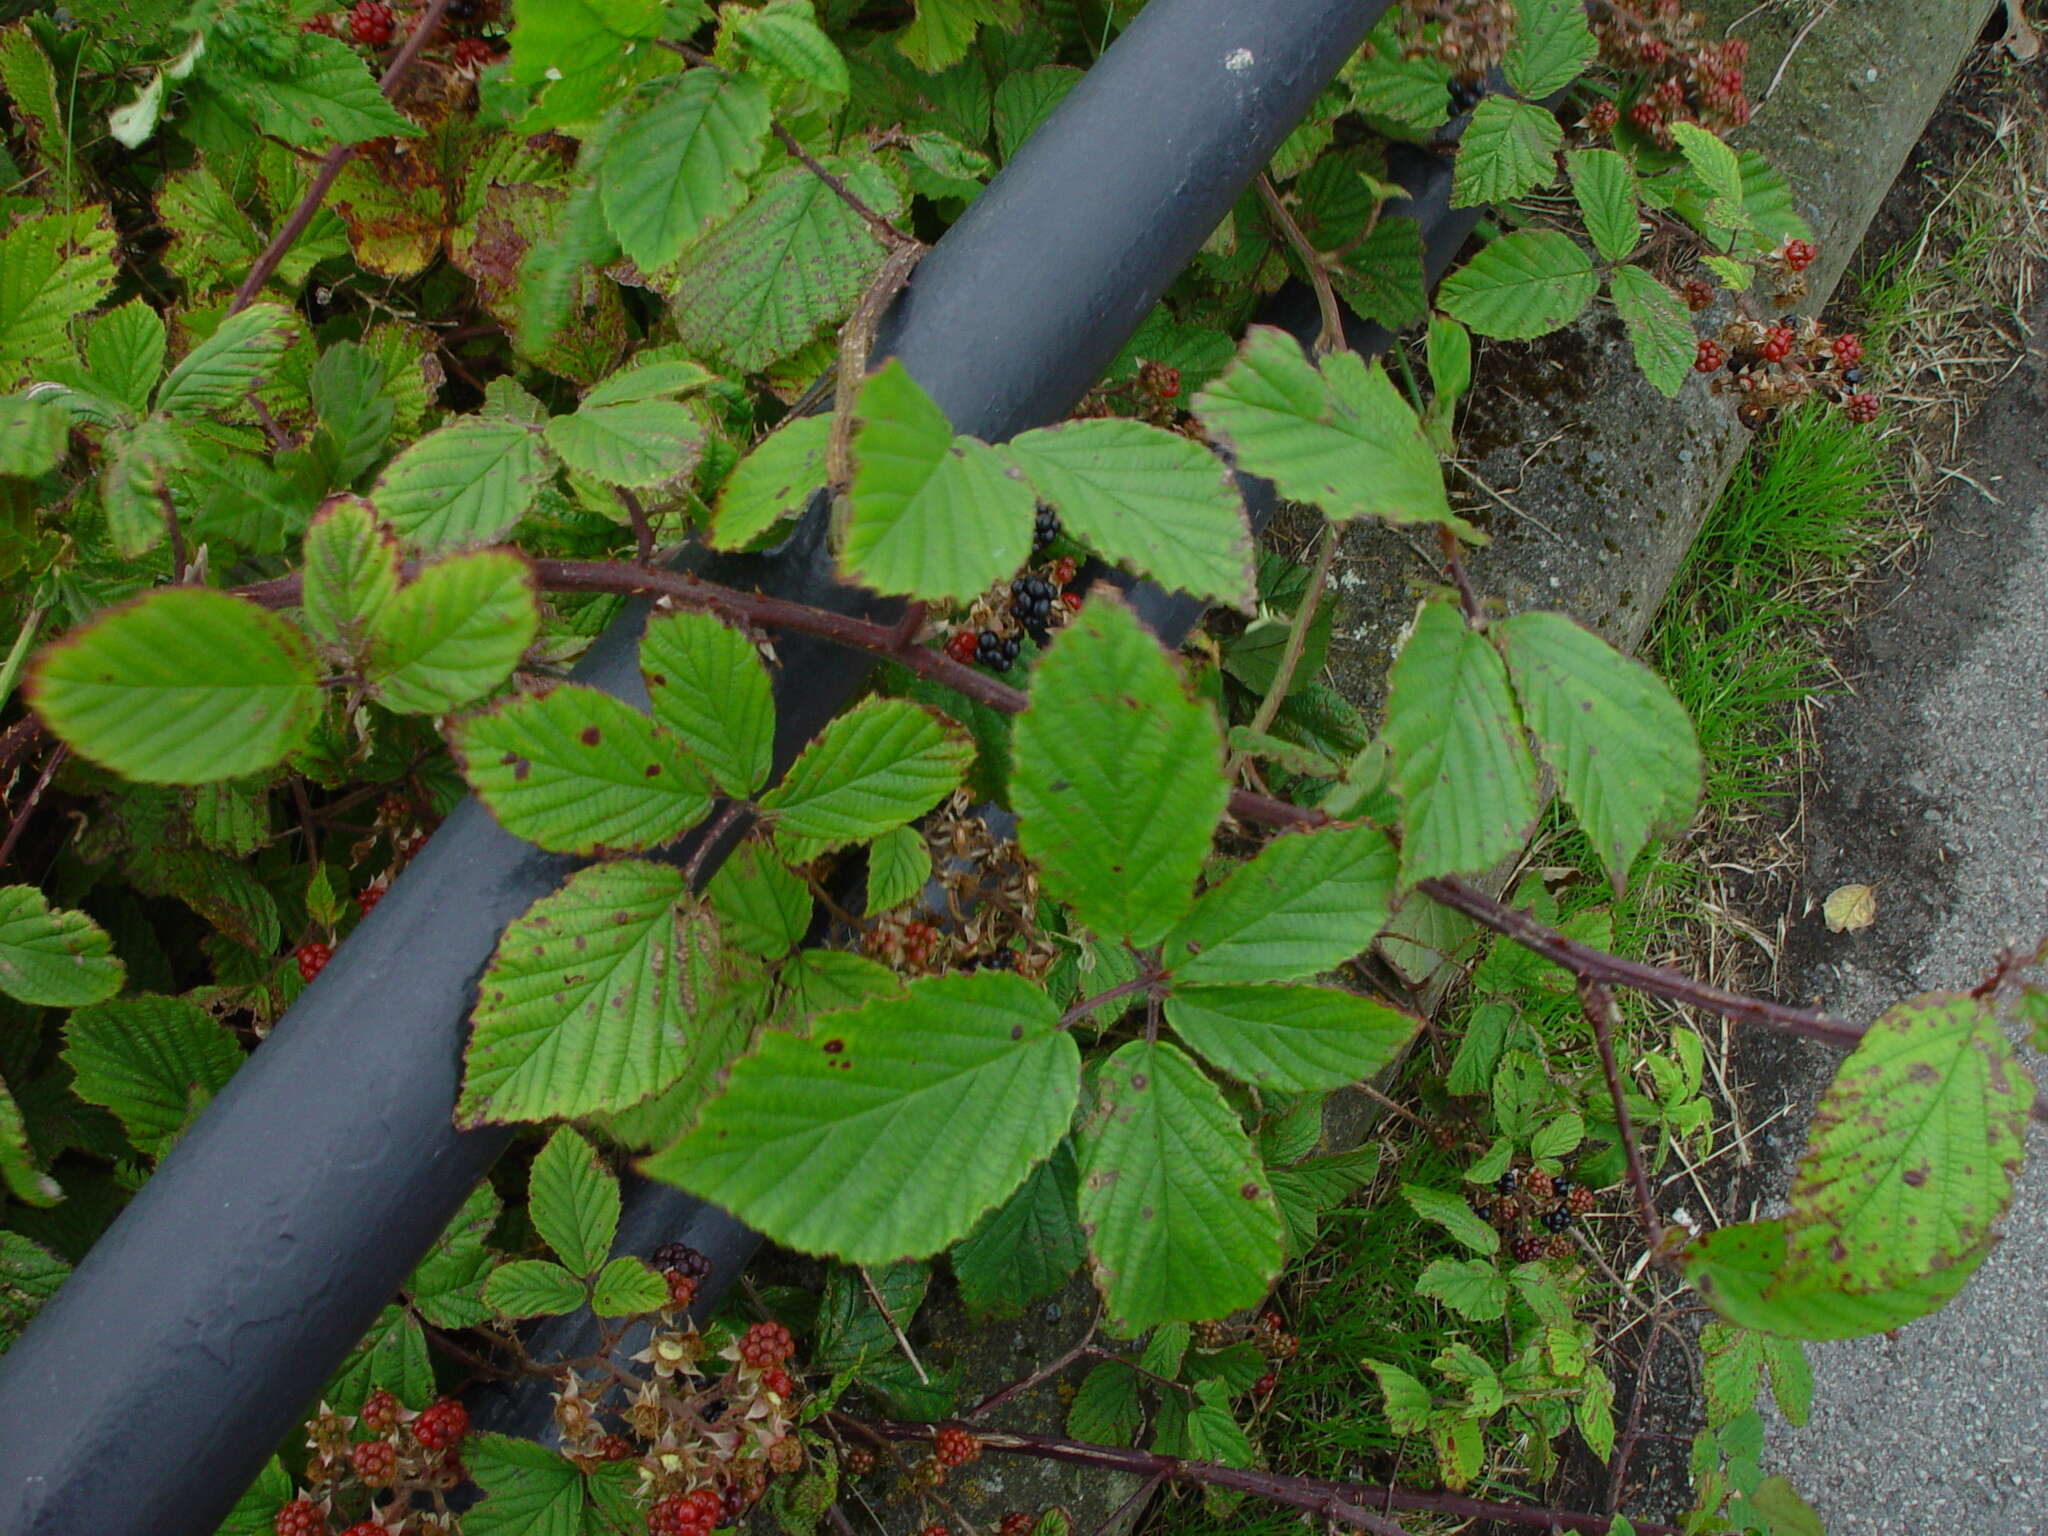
[1452,97,1562,207]
[842,360,1035,602]
[582,355,714,407]
[1270,1145,1377,1255]
[950,1140,1087,1316]
[1606,266,1695,399]
[1683,1219,1979,1341]
[454,686,712,855]
[544,399,704,489]
[709,415,828,549]
[642,971,1079,1264]
[1736,148,1811,247]
[1750,1477,1825,1536]
[1567,148,1639,262]
[992,64,1080,160]
[897,0,998,71]
[1191,327,1465,535]
[154,304,297,417]
[214,33,419,147]
[61,995,239,1157]
[1416,1256,1507,1321]
[506,0,669,132]
[1161,1379,1252,1468]
[325,1303,431,1410]
[0,211,116,385]
[215,1458,293,1536]
[1161,822,1398,983]
[1345,24,1451,138]
[1067,1361,1142,1446]
[85,299,165,415]
[1364,1359,1432,1433]
[0,885,123,1006]
[299,498,398,658]
[1784,992,2032,1286]
[1530,1111,1584,1162]
[1004,418,1254,609]
[1384,601,1539,885]
[1426,313,1472,415]
[1495,611,1699,892]
[759,697,971,859]
[639,609,775,800]
[670,156,904,372]
[600,69,772,271]
[1505,0,1596,97]
[1762,1334,1812,1427]
[1436,229,1597,341]
[1165,983,1419,1093]
[370,418,549,551]
[592,1254,669,1317]
[706,839,812,959]
[98,421,180,559]
[1402,1181,1501,1255]
[0,1066,57,1204]
[30,588,320,784]
[733,6,849,94]
[464,1433,587,1536]
[865,824,932,917]
[483,1259,588,1319]
[1012,594,1228,947]
[530,1125,621,1275]
[310,339,395,486]
[459,861,726,1124]
[813,1258,930,1374]
[0,395,65,476]
[1670,121,1747,231]
[0,1232,68,1351]
[366,550,539,715]
[407,1181,503,1330]
[1076,1039,1283,1334]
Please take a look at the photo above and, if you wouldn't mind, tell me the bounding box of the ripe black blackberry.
[1509,1235,1544,1263]
[1447,76,1486,113]
[1494,1168,1518,1195]
[1032,504,1060,553]
[1540,1204,1572,1233]
[651,1241,711,1280]
[974,628,1021,672]
[1010,575,1057,640]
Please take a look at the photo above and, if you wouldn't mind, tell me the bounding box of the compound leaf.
[528,1125,620,1275]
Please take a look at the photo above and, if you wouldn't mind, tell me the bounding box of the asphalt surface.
[1736,307,2048,1533]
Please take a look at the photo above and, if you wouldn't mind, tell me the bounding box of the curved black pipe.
[0,2,1391,1530]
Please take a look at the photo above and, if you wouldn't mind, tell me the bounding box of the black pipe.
[466,132,1483,1450]
[0,3,1390,1530]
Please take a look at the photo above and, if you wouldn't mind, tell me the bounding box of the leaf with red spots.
[453,684,712,855]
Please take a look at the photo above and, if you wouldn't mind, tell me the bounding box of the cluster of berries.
[1469,1166,1599,1263]
[1695,315,1875,428]
[301,1,398,45]
[864,910,947,974]
[1389,0,1516,87]
[647,1489,724,1536]
[1072,358,1185,427]
[943,540,1082,675]
[273,1393,470,1535]
[654,1240,712,1312]
[1589,0,1750,145]
[1184,1309,1297,1402]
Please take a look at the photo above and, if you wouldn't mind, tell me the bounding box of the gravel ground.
[1734,304,2048,1533]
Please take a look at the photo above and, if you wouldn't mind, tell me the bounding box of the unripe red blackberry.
[662,1268,698,1310]
[919,1525,950,1536]
[767,1436,805,1473]
[1842,392,1879,424]
[301,13,339,33]
[274,1499,327,1536]
[337,1524,384,1536]
[411,1397,469,1451]
[1251,1370,1277,1395]
[1567,1183,1597,1215]
[945,628,979,665]
[761,1365,796,1398]
[358,1389,400,1434]
[1509,1235,1544,1263]
[1681,278,1716,312]
[594,1433,636,1460]
[1584,99,1619,132]
[737,1319,794,1368]
[1830,332,1862,368]
[934,1426,980,1467]
[297,941,332,982]
[355,884,384,918]
[1760,326,1794,364]
[1694,339,1725,374]
[348,0,394,45]
[845,1446,876,1475]
[1523,1169,1555,1201]
[450,35,495,69]
[350,1438,396,1487]
[1000,1515,1034,1536]
[1783,238,1818,272]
